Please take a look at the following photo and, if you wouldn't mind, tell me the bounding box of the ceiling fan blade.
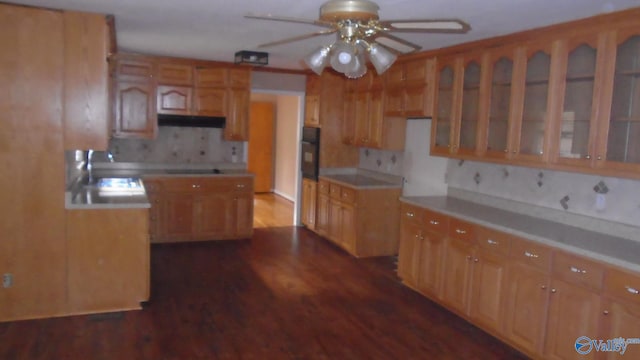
[379,19,471,33]
[245,14,334,28]
[257,29,337,48]
[372,32,421,54]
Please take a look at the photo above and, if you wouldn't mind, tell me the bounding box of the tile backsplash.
[358,148,404,177]
[446,160,640,227]
[105,127,244,164]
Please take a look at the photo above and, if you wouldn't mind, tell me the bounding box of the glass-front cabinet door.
[483,47,517,159]
[513,45,553,162]
[457,57,483,156]
[431,56,462,156]
[552,35,603,167]
[598,30,640,173]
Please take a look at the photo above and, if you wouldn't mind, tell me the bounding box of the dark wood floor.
[0,227,527,359]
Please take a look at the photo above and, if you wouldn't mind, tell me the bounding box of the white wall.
[273,95,300,201]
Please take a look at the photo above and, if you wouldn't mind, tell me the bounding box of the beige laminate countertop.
[319,174,402,189]
[401,196,640,273]
[66,169,253,210]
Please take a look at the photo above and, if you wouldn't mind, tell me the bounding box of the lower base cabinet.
[398,200,640,360]
[301,178,317,230]
[316,178,400,257]
[66,208,149,314]
[145,176,254,243]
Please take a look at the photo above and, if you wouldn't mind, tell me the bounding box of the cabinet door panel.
[157,63,193,85]
[504,263,549,355]
[459,60,481,154]
[367,90,384,148]
[114,81,156,138]
[304,95,320,127]
[545,279,600,360]
[195,67,227,87]
[486,55,514,156]
[342,92,356,144]
[194,88,226,116]
[163,194,195,241]
[225,88,249,140]
[229,68,250,88]
[234,193,254,238]
[404,86,428,117]
[340,204,356,254]
[384,88,404,116]
[328,199,342,242]
[316,194,329,236]
[157,85,192,115]
[518,50,551,159]
[441,238,473,314]
[470,249,507,334]
[301,179,317,229]
[354,92,370,146]
[417,231,444,297]
[600,298,640,360]
[398,221,422,287]
[197,193,234,240]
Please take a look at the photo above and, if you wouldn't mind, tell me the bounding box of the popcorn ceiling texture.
[445,159,640,227]
[107,127,244,164]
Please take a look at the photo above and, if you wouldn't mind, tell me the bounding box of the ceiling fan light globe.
[368,43,397,74]
[345,50,367,78]
[330,42,357,73]
[304,46,331,75]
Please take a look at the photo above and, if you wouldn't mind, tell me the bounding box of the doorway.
[248,92,304,226]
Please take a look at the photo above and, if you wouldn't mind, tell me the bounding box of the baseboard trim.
[272,190,295,203]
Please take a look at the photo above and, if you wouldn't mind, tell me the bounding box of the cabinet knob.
[504,149,509,153]
[603,310,609,315]
[487,239,498,245]
[406,212,415,217]
[429,220,439,225]
[236,184,245,188]
[584,155,591,160]
[569,266,587,274]
[541,285,547,290]
[524,251,539,259]
[539,151,544,155]
[512,150,517,154]
[466,255,472,261]
[455,228,466,235]
[473,258,479,263]
[551,288,557,293]
[597,155,602,160]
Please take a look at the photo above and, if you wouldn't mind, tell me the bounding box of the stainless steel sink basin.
[87,177,146,196]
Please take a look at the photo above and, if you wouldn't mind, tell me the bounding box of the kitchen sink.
[91,177,146,196]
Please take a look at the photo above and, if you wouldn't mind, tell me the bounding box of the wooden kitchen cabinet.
[398,203,424,288]
[600,268,640,359]
[156,85,193,115]
[504,238,552,356]
[457,53,485,156]
[66,208,149,314]
[431,56,461,156]
[157,63,193,86]
[147,176,254,243]
[304,95,321,128]
[318,178,400,257]
[342,87,356,144]
[315,180,330,235]
[442,236,475,314]
[114,80,157,138]
[196,67,228,87]
[301,178,317,230]
[225,86,250,141]
[62,11,111,151]
[194,87,227,116]
[384,58,435,118]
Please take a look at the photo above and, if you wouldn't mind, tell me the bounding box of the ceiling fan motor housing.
[320,0,380,22]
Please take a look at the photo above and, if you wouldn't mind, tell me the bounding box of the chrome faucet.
[86,150,115,183]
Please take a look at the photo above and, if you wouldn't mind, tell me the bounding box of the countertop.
[401,196,640,273]
[66,165,253,210]
[319,168,402,189]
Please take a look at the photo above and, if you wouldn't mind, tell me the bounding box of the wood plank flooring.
[0,226,527,359]
[253,193,294,228]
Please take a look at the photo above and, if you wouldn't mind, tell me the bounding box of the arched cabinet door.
[551,33,604,168]
[596,29,640,174]
[114,81,157,139]
[431,56,462,156]
[456,52,485,157]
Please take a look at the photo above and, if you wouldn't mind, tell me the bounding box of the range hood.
[158,114,226,128]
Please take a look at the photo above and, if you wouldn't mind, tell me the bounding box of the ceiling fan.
[245,0,470,78]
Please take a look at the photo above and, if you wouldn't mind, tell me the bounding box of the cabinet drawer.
[200,177,253,192]
[553,251,604,291]
[400,203,424,225]
[510,237,552,272]
[476,226,511,256]
[329,183,341,200]
[448,218,476,243]
[423,209,448,235]
[161,178,205,192]
[340,186,356,204]
[318,180,330,195]
[606,268,640,304]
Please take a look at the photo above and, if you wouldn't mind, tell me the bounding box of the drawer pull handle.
[626,286,640,295]
[406,212,415,217]
[429,220,439,225]
[487,239,498,245]
[524,251,539,259]
[455,229,467,235]
[570,266,587,274]
[236,184,245,188]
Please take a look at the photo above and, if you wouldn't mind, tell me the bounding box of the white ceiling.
[6,0,639,70]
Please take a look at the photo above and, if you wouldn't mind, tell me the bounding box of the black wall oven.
[301,127,320,180]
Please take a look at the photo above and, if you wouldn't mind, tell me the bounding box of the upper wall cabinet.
[384,58,435,118]
[113,58,157,139]
[113,54,251,140]
[428,9,640,180]
[598,30,640,174]
[62,11,111,150]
